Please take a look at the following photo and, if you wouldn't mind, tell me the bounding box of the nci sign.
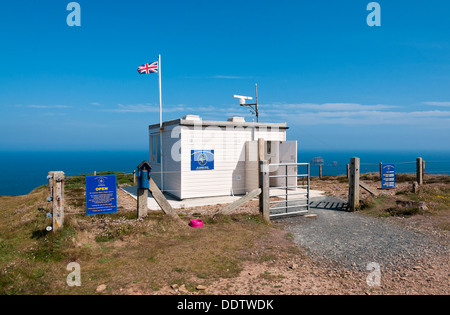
[191,150,215,171]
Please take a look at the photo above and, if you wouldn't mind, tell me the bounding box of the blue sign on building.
[381,164,396,189]
[191,150,215,171]
[86,175,118,215]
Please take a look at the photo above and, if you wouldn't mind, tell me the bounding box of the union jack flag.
[137,61,158,74]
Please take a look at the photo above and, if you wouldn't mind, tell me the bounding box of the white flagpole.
[158,54,164,192]
[159,54,162,129]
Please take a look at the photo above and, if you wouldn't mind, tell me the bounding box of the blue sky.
[0,0,449,152]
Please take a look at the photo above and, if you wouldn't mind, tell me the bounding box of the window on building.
[150,134,161,164]
[267,141,272,155]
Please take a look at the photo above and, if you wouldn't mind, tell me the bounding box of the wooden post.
[416,158,424,185]
[258,138,265,162]
[133,170,136,185]
[346,164,349,179]
[48,171,65,232]
[217,188,261,216]
[360,181,378,196]
[94,171,97,176]
[149,178,185,226]
[379,163,383,179]
[259,160,270,224]
[413,182,419,194]
[422,160,426,180]
[319,165,322,179]
[137,188,148,219]
[348,157,360,212]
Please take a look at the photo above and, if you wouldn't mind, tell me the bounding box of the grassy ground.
[1,173,449,295]
[0,176,280,295]
[309,173,450,233]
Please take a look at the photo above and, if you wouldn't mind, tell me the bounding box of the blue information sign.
[381,164,396,189]
[86,175,118,215]
[191,150,215,171]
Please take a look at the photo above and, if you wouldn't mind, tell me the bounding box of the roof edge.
[149,119,288,130]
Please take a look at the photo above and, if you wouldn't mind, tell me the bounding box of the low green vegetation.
[65,172,134,190]
[0,183,275,295]
[359,179,450,230]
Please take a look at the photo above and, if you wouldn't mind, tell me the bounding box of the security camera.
[233,95,253,105]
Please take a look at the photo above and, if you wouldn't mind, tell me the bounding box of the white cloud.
[107,103,187,113]
[98,101,450,127]
[275,110,450,125]
[210,75,248,79]
[258,102,450,126]
[264,103,398,111]
[423,102,450,107]
[15,104,70,109]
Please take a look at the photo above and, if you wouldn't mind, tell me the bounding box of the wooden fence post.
[319,165,323,179]
[379,163,383,179]
[416,157,424,185]
[346,164,349,179]
[422,160,426,180]
[148,178,185,226]
[133,170,136,185]
[216,188,262,217]
[258,138,265,162]
[259,160,271,224]
[137,188,148,219]
[48,171,65,232]
[348,157,360,212]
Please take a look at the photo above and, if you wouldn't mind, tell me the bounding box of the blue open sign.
[86,175,118,215]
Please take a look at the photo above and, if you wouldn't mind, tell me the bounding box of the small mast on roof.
[233,83,259,122]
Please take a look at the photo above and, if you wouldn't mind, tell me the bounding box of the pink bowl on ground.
[190,219,204,228]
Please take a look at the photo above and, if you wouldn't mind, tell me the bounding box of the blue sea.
[299,150,450,177]
[0,151,148,196]
[1,150,450,196]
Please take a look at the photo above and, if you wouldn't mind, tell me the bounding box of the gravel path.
[282,196,449,272]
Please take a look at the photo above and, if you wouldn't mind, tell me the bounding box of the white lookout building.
[148,115,298,200]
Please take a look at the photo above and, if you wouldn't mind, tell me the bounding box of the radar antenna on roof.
[233,83,259,122]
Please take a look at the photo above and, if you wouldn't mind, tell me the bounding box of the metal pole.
[159,54,162,130]
[255,83,259,123]
[158,54,164,192]
[285,164,288,214]
[307,164,310,212]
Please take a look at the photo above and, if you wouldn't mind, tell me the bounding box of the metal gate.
[269,163,310,218]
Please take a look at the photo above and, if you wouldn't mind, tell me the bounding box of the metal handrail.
[270,192,309,199]
[270,185,304,190]
[269,162,310,166]
[268,162,311,217]
[269,174,308,178]
[270,199,308,205]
